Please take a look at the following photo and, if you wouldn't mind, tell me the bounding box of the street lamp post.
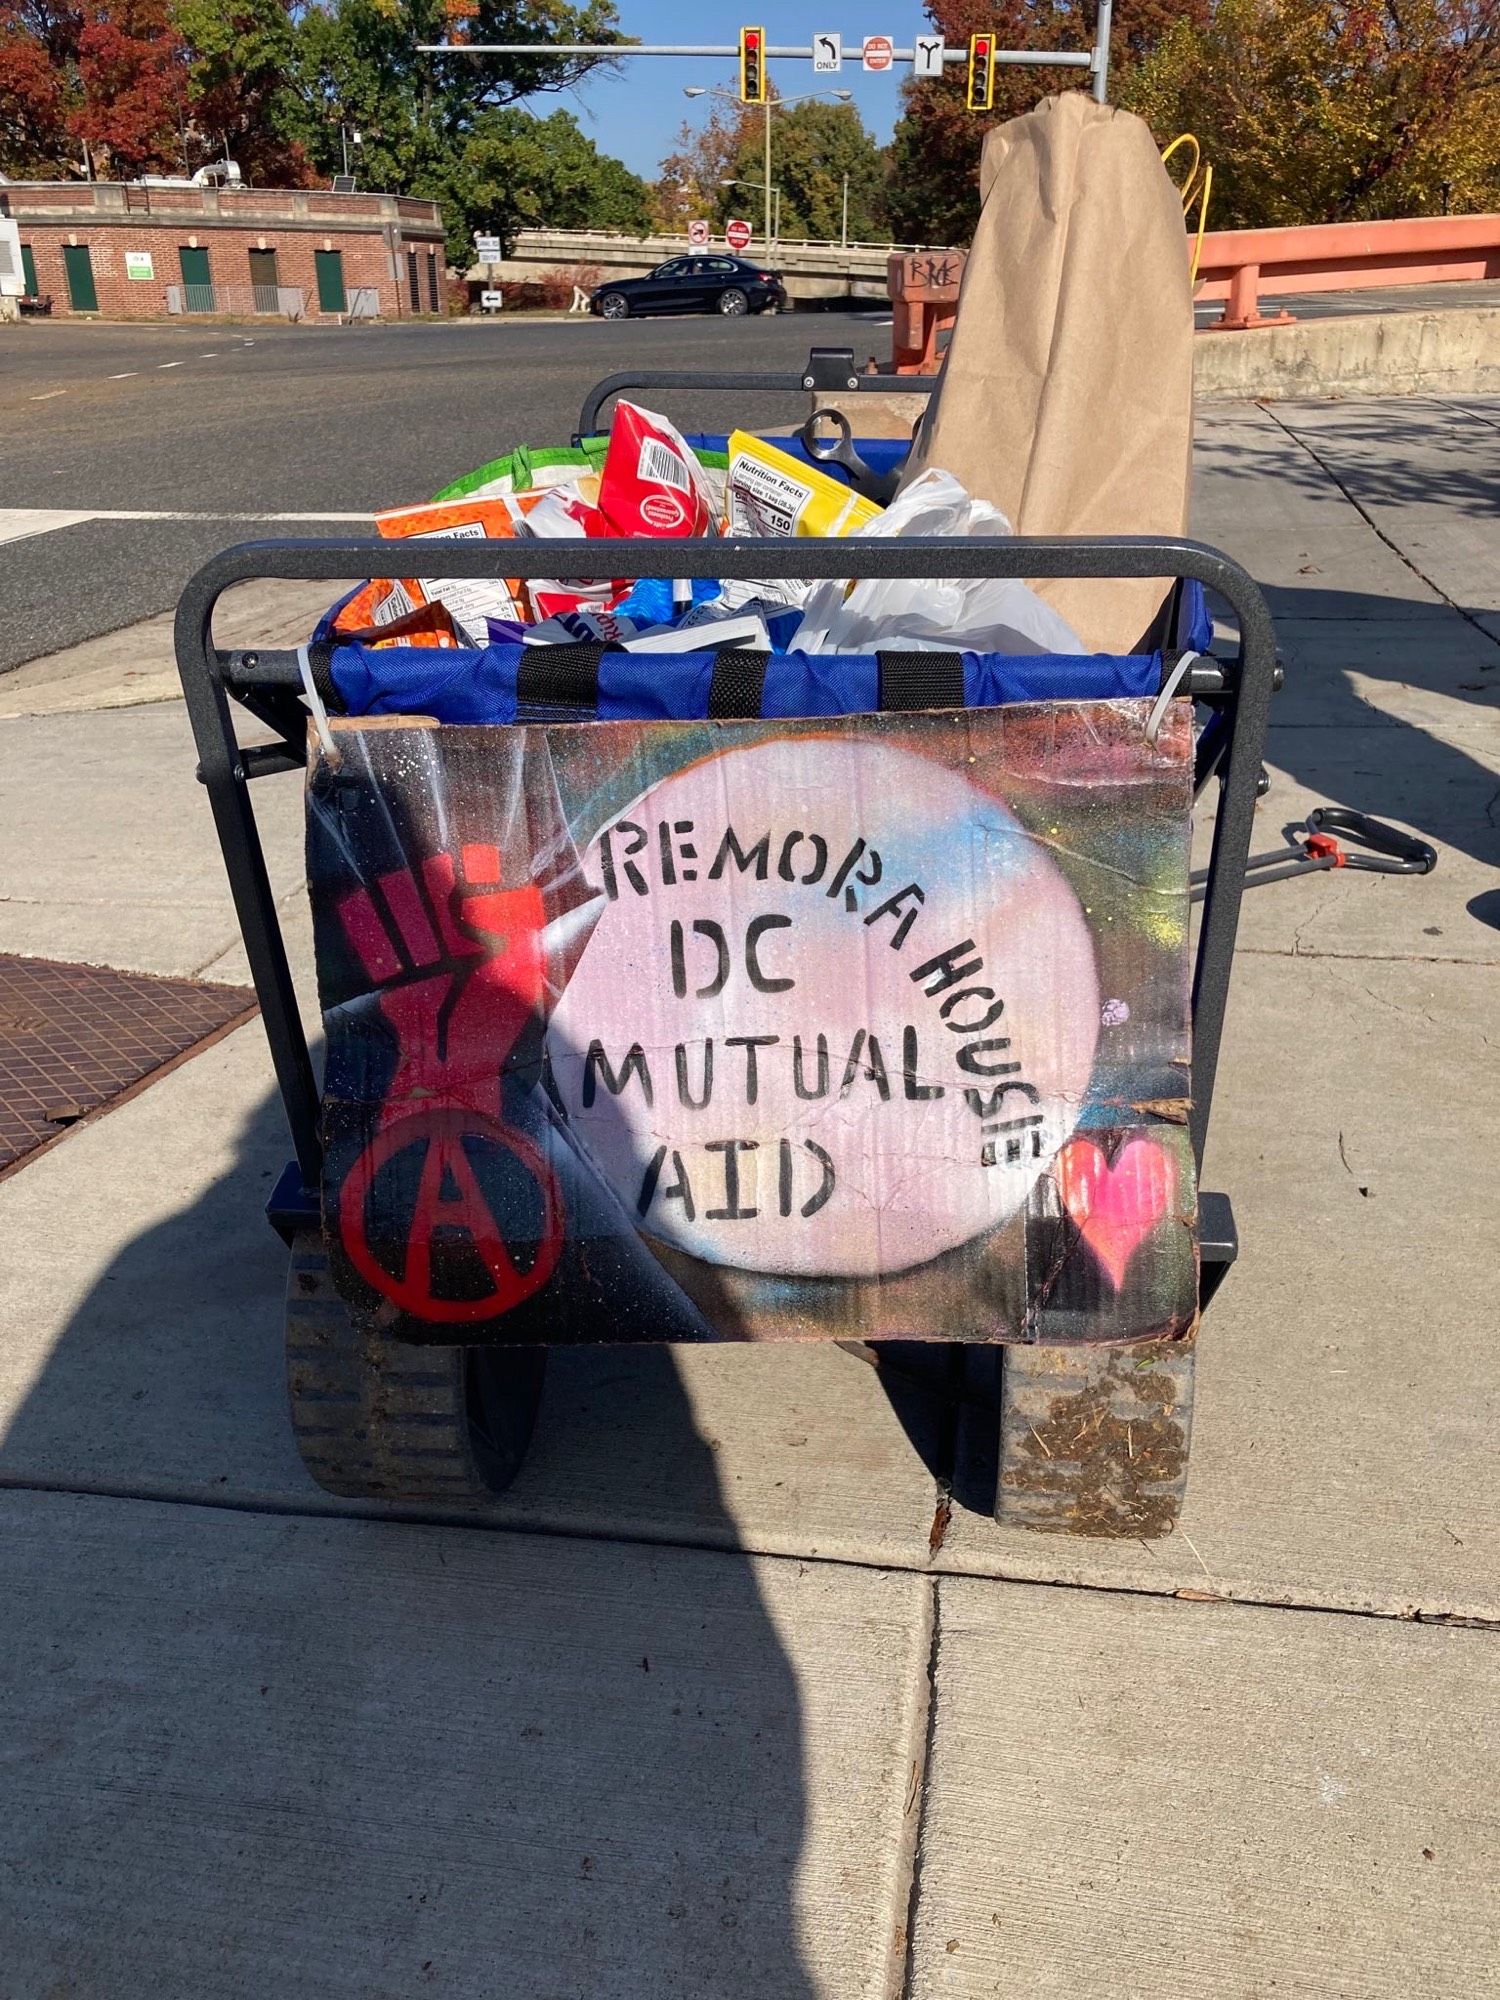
[722,177,780,243]
[683,82,852,251]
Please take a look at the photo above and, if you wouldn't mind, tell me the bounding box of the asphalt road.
[0,311,888,671]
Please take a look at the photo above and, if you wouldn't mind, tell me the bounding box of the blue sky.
[511,4,920,180]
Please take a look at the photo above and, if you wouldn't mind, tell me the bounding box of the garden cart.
[175,355,1277,1538]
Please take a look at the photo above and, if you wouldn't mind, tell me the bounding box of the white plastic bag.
[792,468,1085,656]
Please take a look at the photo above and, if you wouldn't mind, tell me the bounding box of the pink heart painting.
[1055,1137,1180,1291]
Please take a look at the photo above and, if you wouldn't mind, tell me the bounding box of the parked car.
[591,256,787,320]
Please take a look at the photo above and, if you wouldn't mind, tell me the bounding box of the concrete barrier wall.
[1193,305,1500,399]
[811,307,1500,431]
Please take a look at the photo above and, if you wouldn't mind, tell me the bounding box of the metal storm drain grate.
[0,955,258,1175]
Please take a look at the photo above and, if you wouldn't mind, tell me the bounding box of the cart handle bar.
[175,531,1274,596]
[577,367,939,439]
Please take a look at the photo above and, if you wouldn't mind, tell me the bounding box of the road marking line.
[108,371,139,379]
[199,352,218,357]
[158,362,182,370]
[29,390,66,401]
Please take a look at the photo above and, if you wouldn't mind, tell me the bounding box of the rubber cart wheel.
[995,1338,1196,1538]
[284,1233,546,1502]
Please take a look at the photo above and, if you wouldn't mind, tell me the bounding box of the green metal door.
[21,244,38,297]
[62,244,98,312]
[178,244,213,311]
[315,249,347,314]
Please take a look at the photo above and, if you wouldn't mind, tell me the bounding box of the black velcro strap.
[515,643,603,713]
[707,649,770,719]
[305,640,343,712]
[876,651,965,713]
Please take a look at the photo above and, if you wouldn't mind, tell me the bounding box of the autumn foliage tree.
[886,0,1200,243]
[0,0,81,173]
[70,0,188,176]
[1122,0,1500,223]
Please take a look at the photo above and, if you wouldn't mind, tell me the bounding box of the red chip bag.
[598,402,716,538]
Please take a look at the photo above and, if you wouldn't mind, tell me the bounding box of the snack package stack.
[328,398,917,657]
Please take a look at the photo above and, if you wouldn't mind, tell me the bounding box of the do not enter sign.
[862,33,893,70]
[726,218,753,252]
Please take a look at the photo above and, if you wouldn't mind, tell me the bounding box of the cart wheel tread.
[996,1337,1195,1538]
[285,1232,545,1503]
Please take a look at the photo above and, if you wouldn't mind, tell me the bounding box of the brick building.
[1,180,449,321]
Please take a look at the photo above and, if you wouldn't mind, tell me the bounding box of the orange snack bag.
[367,496,539,646]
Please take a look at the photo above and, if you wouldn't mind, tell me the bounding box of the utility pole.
[763,96,772,249]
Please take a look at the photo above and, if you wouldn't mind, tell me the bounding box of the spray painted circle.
[547,735,1099,1276]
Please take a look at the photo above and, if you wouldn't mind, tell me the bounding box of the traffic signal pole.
[420,23,1113,253]
[418,33,1108,91]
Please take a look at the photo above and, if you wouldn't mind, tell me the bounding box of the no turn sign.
[687,218,710,248]
[862,33,894,70]
[726,218,753,252]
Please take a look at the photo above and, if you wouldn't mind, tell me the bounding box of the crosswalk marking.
[0,510,96,545]
[0,507,375,547]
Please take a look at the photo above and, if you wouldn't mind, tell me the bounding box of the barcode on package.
[637,439,691,492]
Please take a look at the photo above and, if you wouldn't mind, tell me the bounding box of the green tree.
[425,105,651,259]
[172,0,316,183]
[655,92,889,242]
[292,0,627,195]
[728,98,888,241]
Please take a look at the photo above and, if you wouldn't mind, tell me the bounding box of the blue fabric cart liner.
[329,643,1166,727]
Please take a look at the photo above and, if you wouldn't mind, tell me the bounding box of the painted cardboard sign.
[308,704,1198,1346]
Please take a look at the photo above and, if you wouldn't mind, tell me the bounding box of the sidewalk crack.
[895,1576,942,2000]
[1260,403,1500,659]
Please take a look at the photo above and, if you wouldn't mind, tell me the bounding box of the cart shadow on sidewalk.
[0,1078,821,2000]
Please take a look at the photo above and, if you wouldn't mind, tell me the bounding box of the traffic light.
[966,32,995,111]
[740,25,766,104]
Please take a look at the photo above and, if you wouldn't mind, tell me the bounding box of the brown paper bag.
[906,92,1193,653]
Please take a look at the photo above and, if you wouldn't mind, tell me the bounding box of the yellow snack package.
[724,431,884,539]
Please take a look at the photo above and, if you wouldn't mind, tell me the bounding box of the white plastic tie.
[1144,650,1199,747]
[297,643,341,767]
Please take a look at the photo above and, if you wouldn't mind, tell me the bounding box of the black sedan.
[591,255,787,320]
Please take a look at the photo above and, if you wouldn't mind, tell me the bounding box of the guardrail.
[881,213,1500,360]
[1194,213,1500,329]
[512,227,956,256]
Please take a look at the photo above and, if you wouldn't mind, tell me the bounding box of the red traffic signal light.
[740,26,767,103]
[967,32,995,111]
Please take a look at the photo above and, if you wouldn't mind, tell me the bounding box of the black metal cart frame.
[176,527,1276,1315]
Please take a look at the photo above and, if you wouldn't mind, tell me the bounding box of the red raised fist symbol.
[334,844,563,1324]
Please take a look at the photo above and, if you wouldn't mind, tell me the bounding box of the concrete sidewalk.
[0,399,1496,1998]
